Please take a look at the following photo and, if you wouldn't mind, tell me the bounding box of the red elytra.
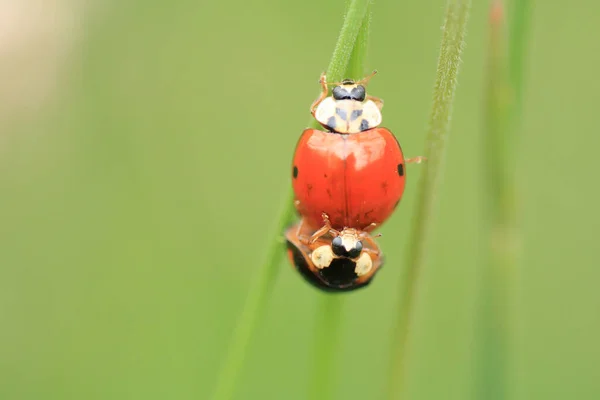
[292,127,406,231]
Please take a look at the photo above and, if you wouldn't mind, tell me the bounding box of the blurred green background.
[1,0,599,399]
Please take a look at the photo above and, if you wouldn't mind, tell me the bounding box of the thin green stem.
[309,296,345,400]
[478,4,512,399]
[346,1,372,81]
[326,0,372,83]
[386,1,472,398]
[210,192,295,400]
[210,1,373,399]
[476,0,531,399]
[508,0,532,131]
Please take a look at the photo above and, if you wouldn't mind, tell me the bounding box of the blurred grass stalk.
[477,0,530,399]
[386,0,472,398]
[310,3,372,399]
[210,1,372,399]
[209,195,296,400]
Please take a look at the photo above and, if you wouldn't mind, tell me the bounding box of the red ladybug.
[292,72,424,231]
[285,214,384,292]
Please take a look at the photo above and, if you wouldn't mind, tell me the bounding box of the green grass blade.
[477,3,512,398]
[476,1,531,399]
[210,1,373,399]
[209,193,295,400]
[345,1,372,81]
[309,295,345,400]
[508,0,532,131]
[326,0,372,83]
[386,0,472,398]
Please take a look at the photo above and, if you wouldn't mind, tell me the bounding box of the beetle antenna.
[357,70,378,85]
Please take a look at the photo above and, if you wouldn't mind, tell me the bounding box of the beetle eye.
[332,86,350,100]
[347,240,363,259]
[350,85,366,101]
[331,236,345,256]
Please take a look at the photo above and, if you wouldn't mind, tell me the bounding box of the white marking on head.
[340,233,359,252]
[354,253,373,276]
[311,245,334,269]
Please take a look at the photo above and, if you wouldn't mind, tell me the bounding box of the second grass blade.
[386,0,472,398]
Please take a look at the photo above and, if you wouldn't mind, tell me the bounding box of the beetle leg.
[359,226,381,239]
[406,156,427,164]
[296,218,312,245]
[309,213,339,244]
[362,222,378,233]
[366,95,384,111]
[359,233,382,250]
[310,72,329,117]
[308,225,331,245]
[361,247,380,256]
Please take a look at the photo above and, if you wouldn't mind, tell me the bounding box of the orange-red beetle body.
[292,127,406,231]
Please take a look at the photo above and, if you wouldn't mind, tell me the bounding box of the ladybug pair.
[286,71,423,292]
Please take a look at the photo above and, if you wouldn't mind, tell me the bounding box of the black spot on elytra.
[335,107,348,120]
[360,119,369,131]
[293,166,298,178]
[326,116,337,130]
[397,163,404,176]
[350,109,363,121]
